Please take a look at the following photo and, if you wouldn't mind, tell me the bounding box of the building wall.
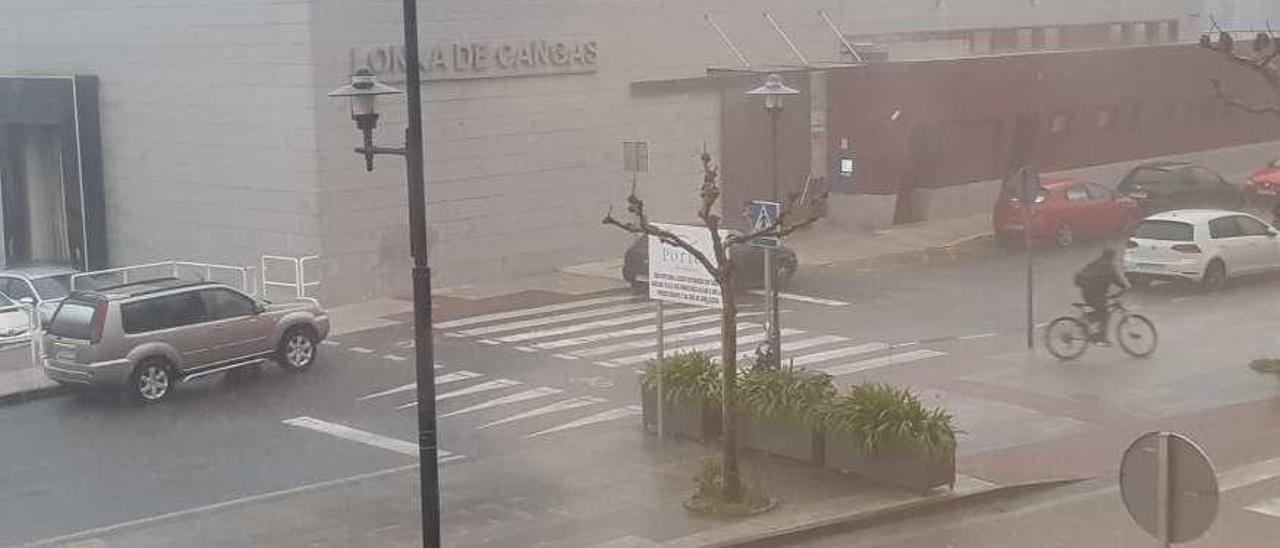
[0,0,324,282]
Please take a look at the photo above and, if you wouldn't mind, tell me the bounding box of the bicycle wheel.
[1044,316,1090,360]
[1116,314,1157,358]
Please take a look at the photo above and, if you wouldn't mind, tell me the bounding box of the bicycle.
[1044,292,1157,360]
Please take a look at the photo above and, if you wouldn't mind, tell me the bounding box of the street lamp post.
[326,1,441,546]
[746,74,799,367]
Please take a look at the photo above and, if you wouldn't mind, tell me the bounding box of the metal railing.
[261,255,321,304]
[71,261,258,295]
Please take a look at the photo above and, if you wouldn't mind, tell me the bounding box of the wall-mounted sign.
[350,40,598,83]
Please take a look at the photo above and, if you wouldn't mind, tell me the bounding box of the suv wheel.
[278,327,318,371]
[130,359,173,404]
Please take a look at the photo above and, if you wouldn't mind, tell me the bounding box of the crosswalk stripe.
[358,370,484,401]
[734,335,849,362]
[283,416,440,458]
[396,379,522,409]
[790,342,890,367]
[478,397,608,429]
[571,324,762,359]
[494,307,702,343]
[435,295,635,329]
[440,387,564,418]
[748,290,851,307]
[606,329,799,367]
[1245,496,1280,518]
[818,349,947,377]
[531,313,728,350]
[526,405,643,438]
[454,303,652,337]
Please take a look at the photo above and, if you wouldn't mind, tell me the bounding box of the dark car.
[1116,161,1244,214]
[621,235,797,292]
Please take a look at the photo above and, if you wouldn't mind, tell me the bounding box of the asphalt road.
[5,237,1280,546]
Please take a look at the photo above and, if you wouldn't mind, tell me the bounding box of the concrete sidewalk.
[16,434,1010,548]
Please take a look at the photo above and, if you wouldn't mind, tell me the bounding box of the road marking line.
[1220,455,1280,491]
[818,349,947,377]
[597,362,619,368]
[479,339,501,345]
[435,295,635,329]
[532,313,727,350]
[440,387,564,418]
[397,379,523,409]
[320,340,340,347]
[359,371,485,401]
[733,335,848,362]
[790,342,889,367]
[349,347,374,354]
[1171,296,1191,302]
[478,396,607,429]
[382,354,407,362]
[515,346,537,353]
[1247,497,1280,517]
[495,307,702,343]
[455,303,651,337]
[748,290,850,307]
[605,329,797,367]
[283,416,433,457]
[526,405,643,438]
[959,332,998,340]
[553,354,580,360]
[570,324,761,359]
[15,463,426,548]
[396,340,414,348]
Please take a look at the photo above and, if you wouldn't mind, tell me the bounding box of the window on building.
[622,141,649,173]
[1168,19,1180,43]
[991,29,1018,52]
[1032,27,1046,49]
[1145,22,1160,45]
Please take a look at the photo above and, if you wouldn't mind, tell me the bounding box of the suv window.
[48,299,97,340]
[1209,217,1243,239]
[1134,220,1194,241]
[31,275,71,301]
[200,288,256,320]
[0,278,35,301]
[1235,215,1272,236]
[1189,167,1224,188]
[123,292,206,334]
[1118,167,1172,193]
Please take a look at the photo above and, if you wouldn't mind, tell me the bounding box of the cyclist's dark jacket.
[1074,257,1125,291]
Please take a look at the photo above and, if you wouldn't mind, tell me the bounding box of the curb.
[0,380,68,408]
[815,232,998,272]
[662,477,1082,548]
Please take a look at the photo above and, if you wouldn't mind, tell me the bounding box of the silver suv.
[42,278,330,403]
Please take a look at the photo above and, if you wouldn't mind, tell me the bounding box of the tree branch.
[602,208,721,280]
[1211,78,1280,116]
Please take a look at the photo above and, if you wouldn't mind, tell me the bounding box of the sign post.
[749,201,782,366]
[1120,431,1219,547]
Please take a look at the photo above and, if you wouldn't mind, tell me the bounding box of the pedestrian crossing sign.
[749,200,781,249]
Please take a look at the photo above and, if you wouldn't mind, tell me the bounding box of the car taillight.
[1126,239,1138,248]
[89,301,108,344]
[1171,244,1201,253]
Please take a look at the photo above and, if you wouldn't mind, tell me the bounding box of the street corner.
[0,367,68,407]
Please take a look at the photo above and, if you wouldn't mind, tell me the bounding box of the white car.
[0,292,33,347]
[1124,209,1280,291]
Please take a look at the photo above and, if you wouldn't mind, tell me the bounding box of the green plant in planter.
[1249,358,1280,373]
[641,351,721,404]
[684,457,773,516]
[739,366,835,426]
[821,383,958,457]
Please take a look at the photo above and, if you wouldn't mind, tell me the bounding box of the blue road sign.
[749,200,781,249]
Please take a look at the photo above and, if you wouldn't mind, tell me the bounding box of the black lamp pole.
[399,1,443,546]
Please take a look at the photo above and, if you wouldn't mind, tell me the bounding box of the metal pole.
[401,1,442,546]
[768,107,782,362]
[656,300,665,439]
[1156,432,1171,548]
[1022,168,1034,350]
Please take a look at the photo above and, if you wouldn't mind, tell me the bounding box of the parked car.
[0,292,33,347]
[0,264,78,325]
[993,176,1142,247]
[1116,161,1244,214]
[1123,209,1280,291]
[1244,157,1280,201]
[622,235,798,291]
[42,277,330,403]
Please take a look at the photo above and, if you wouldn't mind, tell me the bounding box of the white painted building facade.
[0,0,1195,303]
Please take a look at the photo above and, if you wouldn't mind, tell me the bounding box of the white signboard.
[648,223,724,308]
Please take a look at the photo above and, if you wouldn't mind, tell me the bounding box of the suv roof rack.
[83,278,214,299]
[72,261,257,296]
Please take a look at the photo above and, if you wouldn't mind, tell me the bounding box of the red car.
[993,177,1143,247]
[1244,158,1280,200]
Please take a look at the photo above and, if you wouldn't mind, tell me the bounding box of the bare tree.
[602,151,816,502]
[1200,19,1280,117]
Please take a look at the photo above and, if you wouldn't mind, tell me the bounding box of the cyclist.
[1073,247,1130,344]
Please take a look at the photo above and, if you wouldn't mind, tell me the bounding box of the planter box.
[641,387,721,442]
[741,414,824,465]
[824,436,955,492]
